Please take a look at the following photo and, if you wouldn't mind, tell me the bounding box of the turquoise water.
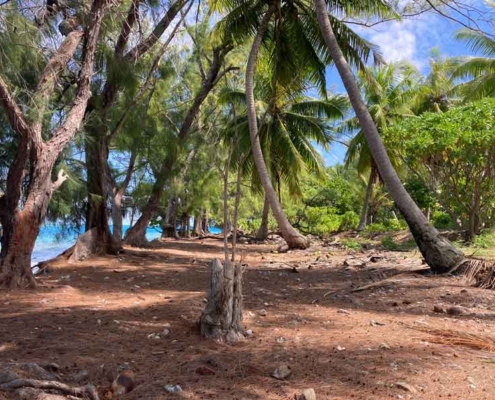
[4,224,221,265]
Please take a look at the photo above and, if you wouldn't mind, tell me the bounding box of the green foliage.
[472,230,495,249]
[381,235,398,250]
[364,219,407,234]
[339,211,360,231]
[342,238,361,250]
[432,211,454,229]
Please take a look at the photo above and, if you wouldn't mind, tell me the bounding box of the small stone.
[370,320,386,326]
[104,276,110,280]
[245,329,253,337]
[162,329,170,336]
[336,345,346,351]
[271,364,292,380]
[379,343,391,350]
[163,323,171,328]
[298,388,316,400]
[433,304,446,313]
[276,337,285,344]
[337,309,350,315]
[395,382,417,393]
[163,384,183,393]
[258,309,267,317]
[147,333,161,340]
[447,306,465,316]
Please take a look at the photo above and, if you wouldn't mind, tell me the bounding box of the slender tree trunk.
[256,193,270,241]
[112,191,124,242]
[231,157,243,262]
[245,6,308,249]
[314,0,464,272]
[203,210,210,234]
[193,214,204,236]
[358,168,376,231]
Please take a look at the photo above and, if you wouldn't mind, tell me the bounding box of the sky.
[322,1,493,166]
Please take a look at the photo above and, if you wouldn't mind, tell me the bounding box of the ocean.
[0,224,221,265]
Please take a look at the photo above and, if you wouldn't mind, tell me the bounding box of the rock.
[298,388,316,400]
[195,366,216,376]
[379,343,391,350]
[395,382,417,393]
[433,304,446,314]
[163,384,183,393]
[112,370,135,396]
[258,309,267,317]
[447,306,465,316]
[162,328,171,336]
[370,320,386,326]
[272,365,292,380]
[276,337,285,344]
[336,345,346,351]
[245,329,253,337]
[337,309,350,315]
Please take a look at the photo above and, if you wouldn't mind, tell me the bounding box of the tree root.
[0,379,100,400]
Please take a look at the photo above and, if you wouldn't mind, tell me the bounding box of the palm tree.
[343,62,417,230]
[220,78,349,239]
[215,0,386,248]
[451,29,495,101]
[314,0,465,273]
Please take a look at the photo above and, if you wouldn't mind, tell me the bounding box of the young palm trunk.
[358,168,376,231]
[314,0,464,272]
[245,6,308,249]
[256,193,270,240]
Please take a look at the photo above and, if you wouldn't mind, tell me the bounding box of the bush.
[473,230,495,249]
[339,211,359,231]
[342,238,361,250]
[432,211,453,229]
[364,219,407,234]
[381,236,398,250]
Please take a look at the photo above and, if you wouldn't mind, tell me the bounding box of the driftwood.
[1,379,100,400]
[200,258,244,342]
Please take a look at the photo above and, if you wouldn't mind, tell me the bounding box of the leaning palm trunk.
[245,6,309,250]
[314,0,463,273]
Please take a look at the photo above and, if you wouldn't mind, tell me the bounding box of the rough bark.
[0,0,109,287]
[200,259,244,342]
[193,214,204,236]
[314,0,464,273]
[256,193,270,241]
[245,6,309,250]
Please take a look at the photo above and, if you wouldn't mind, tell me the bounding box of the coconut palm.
[220,77,349,238]
[451,29,495,101]
[314,0,464,273]
[214,0,388,248]
[342,62,418,230]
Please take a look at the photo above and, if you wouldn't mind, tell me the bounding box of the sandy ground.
[1,238,495,399]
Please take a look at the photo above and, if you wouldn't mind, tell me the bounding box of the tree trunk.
[200,258,244,342]
[256,193,270,241]
[193,214,204,236]
[314,0,464,273]
[202,210,210,234]
[161,196,178,238]
[245,6,309,250]
[112,190,124,242]
[358,168,376,231]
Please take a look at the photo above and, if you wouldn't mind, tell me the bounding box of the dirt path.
[1,238,495,399]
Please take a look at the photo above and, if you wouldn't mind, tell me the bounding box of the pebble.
[162,329,170,336]
[271,364,292,380]
[258,309,267,317]
[447,306,466,316]
[379,343,391,350]
[276,337,285,343]
[433,304,446,313]
[337,309,350,315]
[336,345,346,351]
[163,384,183,393]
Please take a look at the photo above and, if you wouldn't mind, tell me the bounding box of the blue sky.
[322,1,492,166]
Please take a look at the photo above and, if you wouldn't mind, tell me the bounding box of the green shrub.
[473,230,495,249]
[381,235,398,250]
[339,211,359,231]
[385,218,407,231]
[342,238,361,250]
[432,211,453,229]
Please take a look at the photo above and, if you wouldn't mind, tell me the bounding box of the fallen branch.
[0,379,100,400]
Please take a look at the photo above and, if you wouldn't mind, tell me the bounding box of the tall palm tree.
[343,62,417,230]
[214,0,387,248]
[451,29,495,101]
[220,78,349,238]
[314,0,465,273]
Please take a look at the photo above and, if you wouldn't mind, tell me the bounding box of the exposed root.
[0,379,100,400]
[415,327,495,353]
[448,258,495,289]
